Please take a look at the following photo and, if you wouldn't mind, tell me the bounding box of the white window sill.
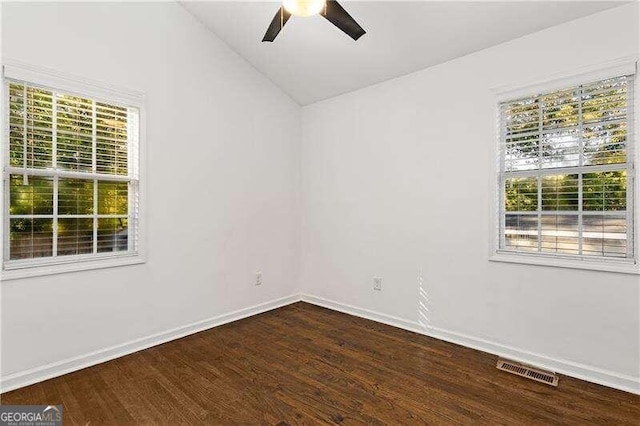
[490,252,639,275]
[1,254,145,281]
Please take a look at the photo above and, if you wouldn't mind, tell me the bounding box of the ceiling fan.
[262,0,366,42]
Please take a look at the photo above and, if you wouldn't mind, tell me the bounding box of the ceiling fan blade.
[322,0,366,41]
[262,7,291,42]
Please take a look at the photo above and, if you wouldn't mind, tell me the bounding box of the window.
[2,68,142,277]
[496,74,636,268]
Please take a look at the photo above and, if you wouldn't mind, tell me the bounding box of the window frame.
[490,58,640,274]
[0,61,146,280]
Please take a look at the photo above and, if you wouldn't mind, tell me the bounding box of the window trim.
[0,60,147,281]
[490,58,640,274]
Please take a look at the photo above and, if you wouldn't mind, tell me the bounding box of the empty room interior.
[0,0,639,424]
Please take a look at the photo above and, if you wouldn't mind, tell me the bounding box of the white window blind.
[3,79,140,267]
[498,75,635,261]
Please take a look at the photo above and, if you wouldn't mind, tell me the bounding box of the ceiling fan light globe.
[282,0,326,17]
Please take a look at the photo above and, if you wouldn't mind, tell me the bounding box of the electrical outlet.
[373,276,382,291]
[255,271,262,286]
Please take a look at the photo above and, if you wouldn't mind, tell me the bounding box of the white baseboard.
[300,294,640,395]
[4,293,638,396]
[0,295,300,393]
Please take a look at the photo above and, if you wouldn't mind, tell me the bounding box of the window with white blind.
[2,66,143,277]
[496,74,636,269]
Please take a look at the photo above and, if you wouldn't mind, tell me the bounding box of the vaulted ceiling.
[182,1,628,105]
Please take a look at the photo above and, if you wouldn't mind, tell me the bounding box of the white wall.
[301,4,640,391]
[1,2,300,381]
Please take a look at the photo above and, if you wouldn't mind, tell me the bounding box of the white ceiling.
[182,1,627,105]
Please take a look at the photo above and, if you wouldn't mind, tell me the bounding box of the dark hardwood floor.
[2,302,638,424]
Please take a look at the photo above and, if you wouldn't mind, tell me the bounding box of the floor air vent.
[496,359,559,387]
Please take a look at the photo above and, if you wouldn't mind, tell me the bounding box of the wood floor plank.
[1,302,638,425]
